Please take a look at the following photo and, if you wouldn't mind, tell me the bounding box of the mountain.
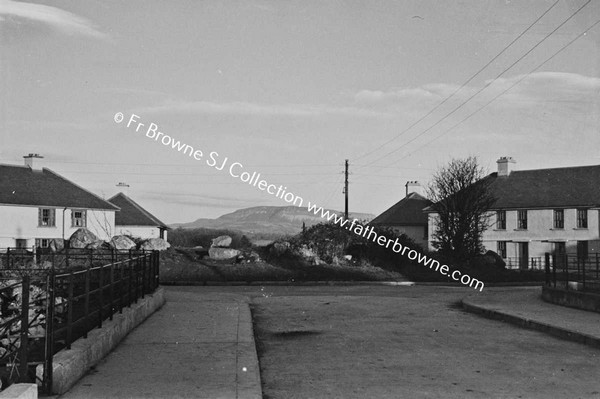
[170,206,375,236]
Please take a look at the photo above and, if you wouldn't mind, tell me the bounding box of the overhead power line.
[351,0,561,164]
[361,0,591,169]
[384,16,600,167]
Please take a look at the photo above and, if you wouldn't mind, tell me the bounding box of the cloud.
[142,191,267,209]
[95,87,170,97]
[355,72,600,108]
[0,0,107,39]
[488,72,600,105]
[354,83,480,105]
[135,100,390,118]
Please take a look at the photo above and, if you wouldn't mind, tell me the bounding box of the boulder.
[211,235,232,248]
[209,247,240,260]
[49,238,65,253]
[109,235,136,250]
[86,240,108,249]
[140,238,171,251]
[69,228,98,249]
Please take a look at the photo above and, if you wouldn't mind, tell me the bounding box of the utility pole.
[344,159,349,220]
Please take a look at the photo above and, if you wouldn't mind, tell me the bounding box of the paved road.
[177,285,600,399]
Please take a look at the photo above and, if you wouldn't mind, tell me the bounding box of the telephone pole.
[344,159,349,220]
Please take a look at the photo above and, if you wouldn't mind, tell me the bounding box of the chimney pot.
[23,153,44,171]
[405,181,424,197]
[497,156,516,177]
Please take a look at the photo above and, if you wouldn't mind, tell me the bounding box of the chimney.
[23,153,44,171]
[405,181,424,197]
[497,156,516,177]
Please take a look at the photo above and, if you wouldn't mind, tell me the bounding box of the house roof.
[425,164,600,212]
[0,164,119,210]
[371,192,433,226]
[108,192,168,229]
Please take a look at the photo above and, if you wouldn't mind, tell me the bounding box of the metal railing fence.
[545,253,600,293]
[0,248,160,393]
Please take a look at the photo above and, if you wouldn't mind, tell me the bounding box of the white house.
[108,192,168,240]
[370,181,432,248]
[0,154,119,249]
[427,157,600,269]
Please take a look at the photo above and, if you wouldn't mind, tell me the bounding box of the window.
[71,210,87,227]
[15,239,27,249]
[35,238,51,248]
[496,210,506,230]
[497,241,507,258]
[553,209,564,229]
[577,209,588,228]
[38,208,56,227]
[517,210,527,229]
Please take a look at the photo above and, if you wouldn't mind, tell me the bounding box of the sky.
[1,0,599,223]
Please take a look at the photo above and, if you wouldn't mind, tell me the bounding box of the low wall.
[0,384,37,399]
[36,287,166,395]
[542,285,600,313]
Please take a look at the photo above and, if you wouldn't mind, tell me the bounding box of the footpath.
[58,289,261,399]
[463,286,600,348]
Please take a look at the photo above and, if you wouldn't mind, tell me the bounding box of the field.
[159,248,408,283]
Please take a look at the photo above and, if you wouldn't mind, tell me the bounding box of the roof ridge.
[511,163,600,174]
[0,163,30,169]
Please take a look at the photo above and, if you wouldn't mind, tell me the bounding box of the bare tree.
[427,156,496,261]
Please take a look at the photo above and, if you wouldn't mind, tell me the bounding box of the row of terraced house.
[371,157,600,269]
[0,154,168,249]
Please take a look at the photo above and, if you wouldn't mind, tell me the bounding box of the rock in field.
[140,238,171,251]
[86,240,108,249]
[209,247,240,260]
[49,238,65,253]
[211,235,232,248]
[69,228,98,249]
[109,235,137,250]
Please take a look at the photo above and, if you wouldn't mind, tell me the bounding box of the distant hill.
[171,206,375,236]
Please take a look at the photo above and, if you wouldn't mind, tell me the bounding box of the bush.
[263,222,422,271]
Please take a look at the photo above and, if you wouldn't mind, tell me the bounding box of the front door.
[553,242,566,269]
[577,241,588,260]
[518,242,529,270]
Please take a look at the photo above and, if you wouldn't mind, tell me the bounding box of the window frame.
[496,210,506,230]
[553,209,564,229]
[497,241,507,258]
[517,210,528,230]
[38,208,56,227]
[35,238,51,248]
[577,209,588,229]
[71,209,87,228]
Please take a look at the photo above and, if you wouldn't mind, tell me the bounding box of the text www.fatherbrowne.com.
[306,204,484,292]
[114,112,484,292]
